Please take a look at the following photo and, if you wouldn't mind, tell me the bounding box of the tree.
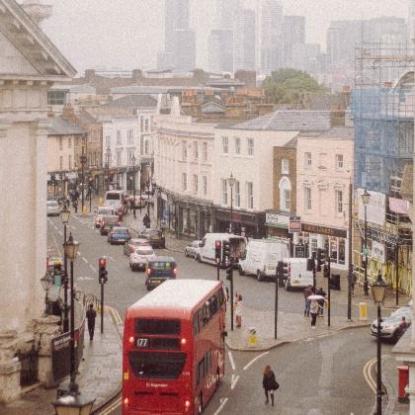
[263,68,327,107]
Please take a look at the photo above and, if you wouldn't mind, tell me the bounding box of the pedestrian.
[304,285,313,317]
[351,271,357,296]
[262,365,279,406]
[86,304,97,341]
[143,213,151,229]
[235,294,243,328]
[72,198,78,214]
[310,299,321,329]
[316,287,326,316]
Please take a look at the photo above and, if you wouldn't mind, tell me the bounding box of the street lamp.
[40,272,53,316]
[228,173,236,233]
[371,272,387,415]
[362,189,370,296]
[130,155,137,219]
[60,206,70,332]
[63,233,80,395]
[104,147,111,191]
[52,393,95,415]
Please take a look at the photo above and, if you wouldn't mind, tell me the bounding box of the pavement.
[0,308,122,415]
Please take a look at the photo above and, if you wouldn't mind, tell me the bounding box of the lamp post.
[228,173,235,233]
[362,189,370,296]
[63,233,80,395]
[104,146,111,191]
[60,206,70,332]
[372,272,387,415]
[40,272,53,315]
[80,137,87,214]
[130,155,137,219]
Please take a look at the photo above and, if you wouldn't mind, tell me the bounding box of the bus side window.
[218,289,225,306]
[193,313,199,335]
[209,295,218,316]
[197,358,205,385]
[198,309,204,330]
[202,302,210,326]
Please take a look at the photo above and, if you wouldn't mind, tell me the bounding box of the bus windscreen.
[135,319,180,335]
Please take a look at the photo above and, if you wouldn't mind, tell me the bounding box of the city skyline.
[41,0,410,73]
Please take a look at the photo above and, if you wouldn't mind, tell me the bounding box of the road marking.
[228,351,235,371]
[82,257,88,264]
[77,276,94,281]
[243,351,269,371]
[89,264,97,273]
[363,357,377,394]
[231,374,240,390]
[213,397,228,415]
[99,396,121,415]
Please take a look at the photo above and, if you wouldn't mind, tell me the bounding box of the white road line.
[57,230,63,236]
[228,351,235,371]
[89,264,97,273]
[213,397,229,415]
[82,257,88,264]
[243,351,269,371]
[231,374,240,390]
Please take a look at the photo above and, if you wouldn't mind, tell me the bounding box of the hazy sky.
[40,0,410,75]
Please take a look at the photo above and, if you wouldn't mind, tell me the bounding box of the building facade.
[295,128,354,268]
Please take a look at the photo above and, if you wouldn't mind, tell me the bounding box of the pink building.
[295,128,354,269]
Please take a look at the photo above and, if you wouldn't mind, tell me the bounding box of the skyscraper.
[282,15,305,68]
[256,0,283,74]
[159,0,195,71]
[208,29,234,73]
[234,9,256,71]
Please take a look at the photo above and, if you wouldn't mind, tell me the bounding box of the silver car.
[370,305,411,342]
[129,246,156,271]
[184,240,202,259]
[47,200,61,216]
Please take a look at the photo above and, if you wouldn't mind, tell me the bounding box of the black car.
[138,229,166,249]
[145,256,176,290]
[107,227,131,245]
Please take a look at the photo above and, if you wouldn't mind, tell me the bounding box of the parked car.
[47,200,61,216]
[145,256,177,290]
[94,207,115,228]
[137,228,166,249]
[107,226,131,245]
[184,240,202,258]
[100,215,120,236]
[123,238,151,256]
[129,246,156,271]
[198,233,246,266]
[370,305,412,342]
[283,258,314,291]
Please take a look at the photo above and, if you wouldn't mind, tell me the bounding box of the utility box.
[359,302,368,321]
[248,327,257,347]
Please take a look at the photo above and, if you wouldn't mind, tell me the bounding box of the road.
[47,212,393,415]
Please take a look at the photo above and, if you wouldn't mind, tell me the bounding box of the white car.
[184,240,202,259]
[94,207,115,228]
[47,200,61,216]
[129,246,156,271]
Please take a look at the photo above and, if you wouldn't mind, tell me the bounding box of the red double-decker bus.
[122,279,226,415]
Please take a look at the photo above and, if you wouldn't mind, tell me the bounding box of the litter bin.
[358,302,368,321]
[330,274,341,290]
[248,327,257,347]
[398,365,409,403]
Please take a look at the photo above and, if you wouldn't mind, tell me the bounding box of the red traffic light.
[98,257,107,268]
[215,240,221,249]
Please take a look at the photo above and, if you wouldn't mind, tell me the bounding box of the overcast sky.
[40,0,410,75]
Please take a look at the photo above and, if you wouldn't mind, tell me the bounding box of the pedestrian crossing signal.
[225,266,233,281]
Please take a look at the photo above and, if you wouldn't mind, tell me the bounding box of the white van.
[282,258,313,291]
[198,233,247,266]
[238,238,290,281]
[104,190,126,211]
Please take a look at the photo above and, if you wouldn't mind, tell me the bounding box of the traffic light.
[98,257,108,284]
[277,261,289,280]
[215,240,222,262]
[225,265,233,281]
[223,240,231,261]
[316,248,325,272]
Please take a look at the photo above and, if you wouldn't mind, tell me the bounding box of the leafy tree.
[263,68,327,106]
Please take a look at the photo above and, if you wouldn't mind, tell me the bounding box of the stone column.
[0,330,21,403]
[33,316,61,388]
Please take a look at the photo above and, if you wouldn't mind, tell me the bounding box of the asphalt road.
[47,213,393,415]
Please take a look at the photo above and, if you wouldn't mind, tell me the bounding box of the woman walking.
[234,294,243,328]
[262,365,279,406]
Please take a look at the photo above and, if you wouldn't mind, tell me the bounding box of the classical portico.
[0,0,75,402]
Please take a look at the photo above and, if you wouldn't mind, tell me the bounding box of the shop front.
[293,223,348,268]
[215,208,265,238]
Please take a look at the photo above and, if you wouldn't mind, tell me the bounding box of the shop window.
[338,239,345,264]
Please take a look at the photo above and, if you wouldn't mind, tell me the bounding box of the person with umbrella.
[308,294,325,328]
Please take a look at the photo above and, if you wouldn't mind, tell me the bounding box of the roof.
[128,280,220,313]
[48,116,84,136]
[298,127,354,141]
[0,0,76,79]
[105,95,157,109]
[110,85,223,95]
[223,110,331,132]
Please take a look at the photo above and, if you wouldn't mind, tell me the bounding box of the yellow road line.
[363,357,377,394]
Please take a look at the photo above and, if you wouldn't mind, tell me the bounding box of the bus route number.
[137,338,149,348]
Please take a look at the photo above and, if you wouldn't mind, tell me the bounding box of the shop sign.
[301,223,347,238]
[266,212,289,227]
[289,216,302,233]
[371,241,385,263]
